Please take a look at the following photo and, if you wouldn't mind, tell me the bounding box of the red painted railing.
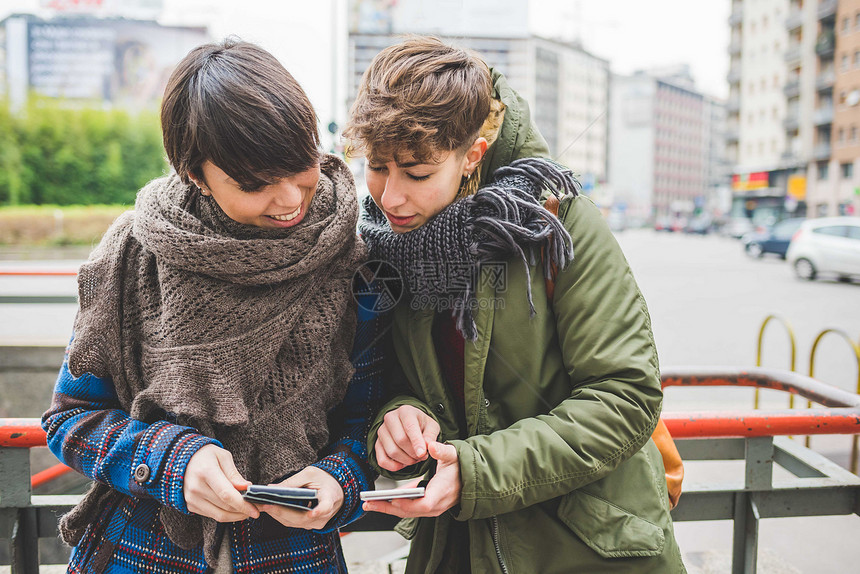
[0,269,78,276]
[661,367,860,438]
[4,366,859,491]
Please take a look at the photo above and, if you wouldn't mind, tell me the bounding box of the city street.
[2,229,859,572]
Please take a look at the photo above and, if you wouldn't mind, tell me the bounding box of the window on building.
[856,13,860,30]
[852,126,858,142]
[817,203,829,217]
[840,91,848,105]
[841,162,854,179]
[818,161,829,180]
[842,54,850,72]
[855,51,860,68]
[843,17,851,33]
[839,127,845,143]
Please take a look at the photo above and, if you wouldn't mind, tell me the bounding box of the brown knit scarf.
[61,154,366,569]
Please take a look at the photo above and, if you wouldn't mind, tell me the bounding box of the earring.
[457,169,480,198]
[192,180,209,196]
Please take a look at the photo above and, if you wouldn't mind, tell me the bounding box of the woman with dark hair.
[345,36,686,573]
[42,39,382,574]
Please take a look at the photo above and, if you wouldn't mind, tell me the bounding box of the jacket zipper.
[491,516,510,574]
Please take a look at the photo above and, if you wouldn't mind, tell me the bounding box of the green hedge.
[0,98,168,206]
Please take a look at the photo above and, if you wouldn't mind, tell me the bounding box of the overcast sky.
[531,0,731,99]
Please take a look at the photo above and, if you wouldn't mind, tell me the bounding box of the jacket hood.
[479,69,551,182]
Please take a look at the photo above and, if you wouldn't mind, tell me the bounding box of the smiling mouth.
[267,206,301,222]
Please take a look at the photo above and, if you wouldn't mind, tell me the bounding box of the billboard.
[40,0,163,20]
[26,18,207,106]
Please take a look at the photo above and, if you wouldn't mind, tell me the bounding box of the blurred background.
[1,1,859,573]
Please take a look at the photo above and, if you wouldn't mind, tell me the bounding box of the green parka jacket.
[367,70,686,574]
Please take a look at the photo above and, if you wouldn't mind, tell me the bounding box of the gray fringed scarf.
[359,157,578,339]
[62,154,366,570]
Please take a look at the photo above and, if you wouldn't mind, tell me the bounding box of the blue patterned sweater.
[42,290,391,574]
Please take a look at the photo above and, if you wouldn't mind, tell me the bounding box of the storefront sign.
[732,171,769,192]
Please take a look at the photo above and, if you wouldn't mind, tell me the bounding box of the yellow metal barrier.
[807,328,860,473]
[755,315,798,409]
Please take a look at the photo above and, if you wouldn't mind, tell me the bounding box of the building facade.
[729,0,860,222]
[609,69,724,222]
[727,0,804,227]
[813,0,860,215]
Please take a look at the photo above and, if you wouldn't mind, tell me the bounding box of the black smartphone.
[240,485,319,511]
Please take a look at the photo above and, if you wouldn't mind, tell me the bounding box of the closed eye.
[406,173,431,181]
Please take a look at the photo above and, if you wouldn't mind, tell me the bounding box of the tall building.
[728,0,860,222]
[346,0,610,200]
[727,0,803,226]
[813,0,860,216]
[609,68,724,222]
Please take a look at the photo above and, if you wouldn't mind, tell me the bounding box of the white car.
[786,216,860,281]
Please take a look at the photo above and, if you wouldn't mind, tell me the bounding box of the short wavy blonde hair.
[344,36,492,165]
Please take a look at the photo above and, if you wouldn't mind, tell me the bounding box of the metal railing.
[661,368,860,573]
[0,268,78,305]
[2,368,860,574]
[754,315,860,472]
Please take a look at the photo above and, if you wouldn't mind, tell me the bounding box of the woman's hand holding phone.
[363,441,461,518]
[184,444,261,522]
[256,466,345,530]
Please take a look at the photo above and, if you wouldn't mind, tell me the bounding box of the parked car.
[722,217,755,239]
[724,217,754,238]
[742,217,805,259]
[684,214,714,235]
[786,217,860,281]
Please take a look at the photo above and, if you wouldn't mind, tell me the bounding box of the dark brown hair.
[343,36,492,164]
[161,38,320,190]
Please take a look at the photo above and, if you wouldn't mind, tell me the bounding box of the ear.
[188,173,210,195]
[462,137,488,175]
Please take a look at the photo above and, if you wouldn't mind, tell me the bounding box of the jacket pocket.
[557,489,665,558]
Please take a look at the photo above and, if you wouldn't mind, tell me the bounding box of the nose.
[271,179,304,210]
[380,174,407,213]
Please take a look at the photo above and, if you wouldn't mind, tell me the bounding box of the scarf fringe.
[469,158,577,317]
